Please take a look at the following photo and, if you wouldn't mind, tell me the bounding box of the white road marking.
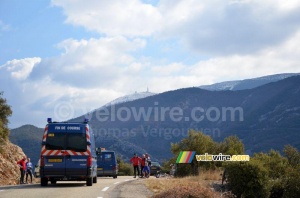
[102,187,109,191]
[0,190,4,192]
[124,179,131,181]
[113,182,120,184]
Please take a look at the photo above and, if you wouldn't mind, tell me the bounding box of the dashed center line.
[113,182,120,184]
[102,187,109,191]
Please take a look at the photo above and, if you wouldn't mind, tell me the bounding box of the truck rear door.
[65,131,88,177]
[42,124,89,177]
[43,131,66,176]
[97,154,104,176]
[103,152,114,175]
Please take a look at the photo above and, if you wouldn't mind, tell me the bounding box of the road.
[0,176,147,198]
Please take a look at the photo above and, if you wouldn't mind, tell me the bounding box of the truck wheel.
[50,180,57,184]
[113,175,117,179]
[41,177,48,186]
[93,176,97,183]
[86,177,93,186]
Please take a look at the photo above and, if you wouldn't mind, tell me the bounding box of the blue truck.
[39,118,97,186]
[96,149,118,179]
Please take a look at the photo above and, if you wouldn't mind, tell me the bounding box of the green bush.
[118,162,133,176]
[226,161,270,198]
[175,163,192,177]
[0,92,12,141]
[170,130,237,176]
[117,156,133,176]
[269,179,284,198]
[253,150,289,179]
[284,145,300,167]
[282,166,300,198]
[0,137,4,154]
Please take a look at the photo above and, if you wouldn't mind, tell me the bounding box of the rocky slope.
[0,138,27,185]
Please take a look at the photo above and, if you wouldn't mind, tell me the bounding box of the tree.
[283,145,300,167]
[219,135,245,155]
[170,130,247,176]
[0,92,12,140]
[253,150,288,179]
[171,130,218,176]
[283,166,300,198]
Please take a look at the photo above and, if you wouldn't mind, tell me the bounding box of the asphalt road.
[0,176,138,198]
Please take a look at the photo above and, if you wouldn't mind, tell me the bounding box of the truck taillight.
[41,156,45,166]
[87,156,92,167]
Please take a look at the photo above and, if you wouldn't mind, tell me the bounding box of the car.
[96,149,118,179]
[34,159,40,178]
[39,118,98,186]
[150,161,161,177]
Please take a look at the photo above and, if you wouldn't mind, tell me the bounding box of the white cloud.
[189,30,300,83]
[29,36,146,88]
[3,0,300,128]
[51,0,162,37]
[0,58,41,80]
[152,62,185,76]
[159,0,300,55]
[52,0,300,56]
[3,29,300,127]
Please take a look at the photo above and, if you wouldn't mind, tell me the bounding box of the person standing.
[142,160,150,178]
[130,153,141,178]
[140,154,146,177]
[17,156,27,184]
[26,158,33,184]
[145,153,151,166]
[170,163,176,176]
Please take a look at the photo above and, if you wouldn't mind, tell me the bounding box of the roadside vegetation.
[117,155,134,176]
[147,130,300,198]
[0,92,12,153]
[146,174,220,198]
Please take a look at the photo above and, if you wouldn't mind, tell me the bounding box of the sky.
[1,0,300,128]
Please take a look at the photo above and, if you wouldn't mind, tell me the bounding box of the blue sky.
[1,0,300,128]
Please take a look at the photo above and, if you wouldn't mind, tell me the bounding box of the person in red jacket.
[130,153,141,178]
[17,156,27,184]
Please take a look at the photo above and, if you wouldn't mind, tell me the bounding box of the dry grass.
[197,169,223,181]
[145,170,226,198]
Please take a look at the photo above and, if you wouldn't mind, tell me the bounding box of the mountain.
[103,91,156,107]
[9,125,44,166]
[10,75,300,163]
[69,75,300,161]
[8,92,157,165]
[199,73,300,91]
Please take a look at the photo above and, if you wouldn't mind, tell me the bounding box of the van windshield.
[46,132,87,152]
